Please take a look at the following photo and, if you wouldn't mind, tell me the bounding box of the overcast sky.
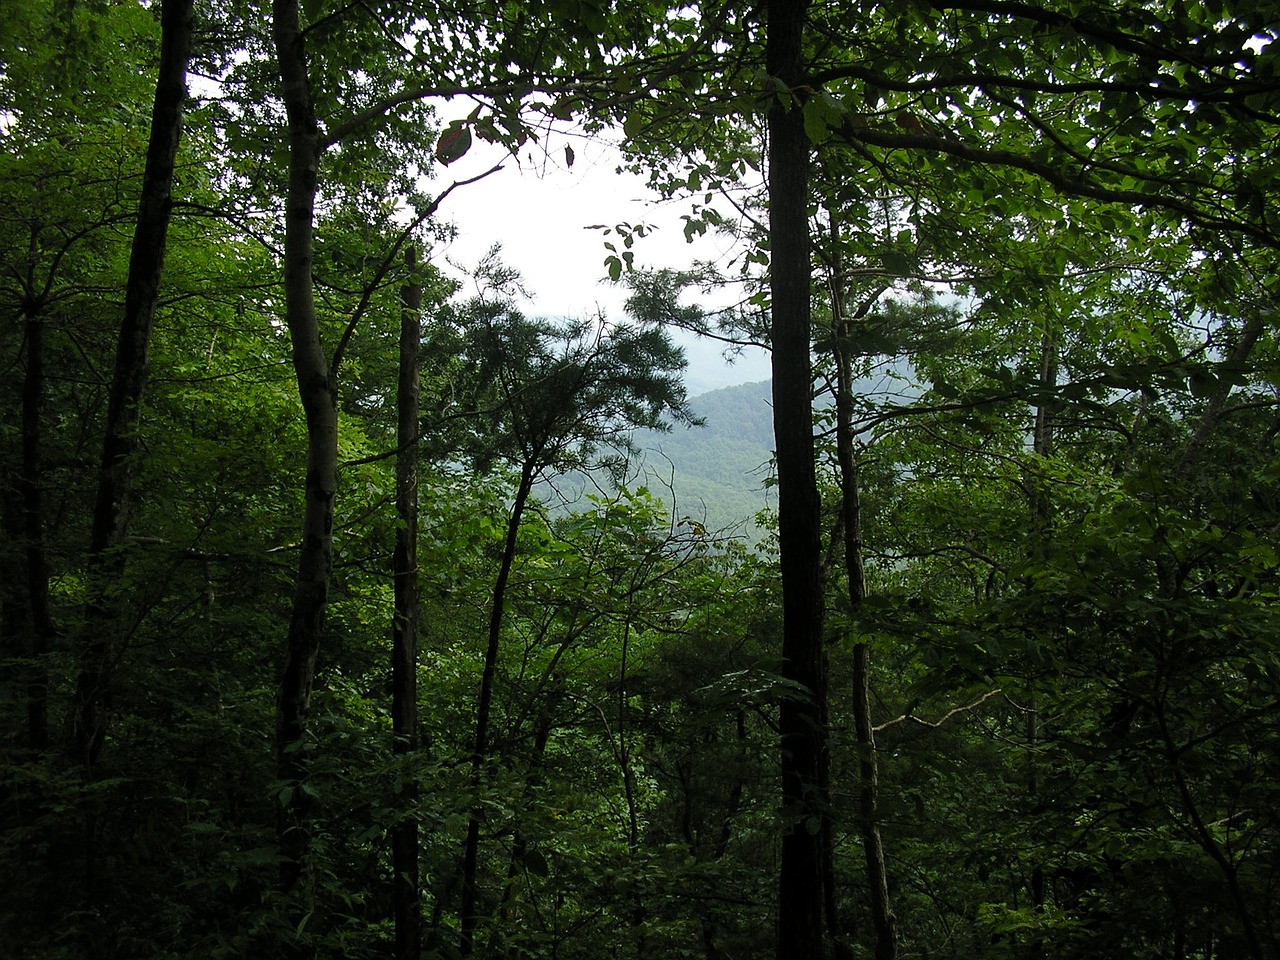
[426,131,772,396]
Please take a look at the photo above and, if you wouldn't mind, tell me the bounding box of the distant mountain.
[544,366,914,539]
[543,379,777,539]
[631,378,777,536]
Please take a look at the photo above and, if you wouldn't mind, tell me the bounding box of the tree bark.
[392,246,422,960]
[272,1,334,952]
[19,311,56,752]
[833,329,897,960]
[1025,327,1055,950]
[460,460,536,956]
[767,2,828,959]
[72,0,194,769]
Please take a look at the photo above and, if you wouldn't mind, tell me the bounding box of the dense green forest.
[4,1,1280,959]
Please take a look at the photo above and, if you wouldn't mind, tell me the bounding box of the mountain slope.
[543,379,777,538]
[630,379,776,534]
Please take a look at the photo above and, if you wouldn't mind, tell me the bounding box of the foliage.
[4,1,1280,960]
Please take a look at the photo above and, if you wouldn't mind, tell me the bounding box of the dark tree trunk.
[460,460,536,956]
[1,476,26,698]
[392,246,422,960]
[766,2,828,958]
[833,329,897,960]
[820,212,896,958]
[493,717,553,959]
[702,708,749,960]
[72,0,194,769]
[272,1,334,952]
[1025,328,1055,950]
[19,311,55,751]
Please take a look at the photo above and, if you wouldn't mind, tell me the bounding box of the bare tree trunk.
[72,0,194,770]
[766,2,828,958]
[392,245,422,960]
[831,286,897,960]
[19,311,56,751]
[272,3,334,953]
[460,461,536,956]
[1024,327,1055,952]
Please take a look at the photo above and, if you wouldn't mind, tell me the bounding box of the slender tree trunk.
[1,477,26,690]
[492,717,553,960]
[833,337,898,960]
[616,618,648,957]
[19,311,56,751]
[1025,327,1055,951]
[71,0,194,769]
[617,619,640,855]
[701,708,750,960]
[1155,704,1266,960]
[818,643,846,959]
[767,2,827,958]
[272,2,334,952]
[1,302,53,751]
[461,461,536,956]
[392,246,422,960]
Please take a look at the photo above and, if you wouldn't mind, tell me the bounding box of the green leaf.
[622,110,646,141]
[1188,368,1219,397]
[880,250,915,276]
[803,97,830,144]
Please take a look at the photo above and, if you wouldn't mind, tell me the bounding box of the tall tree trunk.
[71,0,194,769]
[766,2,827,959]
[822,209,898,954]
[1025,327,1056,943]
[460,460,536,956]
[1163,309,1271,960]
[616,618,648,957]
[701,708,749,960]
[19,311,56,751]
[492,716,554,960]
[833,332,897,960]
[392,246,422,960]
[272,2,334,953]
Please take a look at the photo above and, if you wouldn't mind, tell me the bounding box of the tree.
[0,0,178,758]
[762,3,835,957]
[447,282,695,953]
[259,1,687,938]
[74,0,196,771]
[9,2,1280,959]
[391,244,422,960]
[819,228,898,960]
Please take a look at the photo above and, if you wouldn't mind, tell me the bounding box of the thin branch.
[328,162,504,378]
[834,124,1277,249]
[874,688,1003,734]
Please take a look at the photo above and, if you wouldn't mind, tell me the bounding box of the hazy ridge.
[544,379,777,539]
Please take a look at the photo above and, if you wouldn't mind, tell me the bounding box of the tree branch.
[874,688,1003,734]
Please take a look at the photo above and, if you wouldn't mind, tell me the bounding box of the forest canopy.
[3,2,1280,960]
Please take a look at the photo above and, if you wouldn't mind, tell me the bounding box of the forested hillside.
[616,371,908,540]
[548,379,776,538]
[4,2,1280,960]
[644,380,775,534]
